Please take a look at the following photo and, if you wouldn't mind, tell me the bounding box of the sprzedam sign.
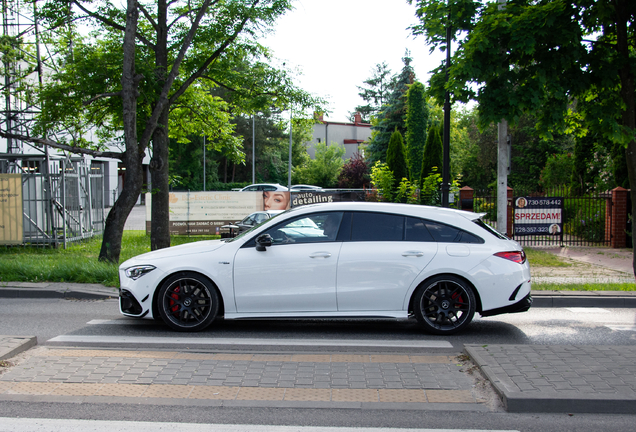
[513,197,563,236]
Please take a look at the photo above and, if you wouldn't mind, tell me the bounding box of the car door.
[336,213,437,312]
[233,212,344,313]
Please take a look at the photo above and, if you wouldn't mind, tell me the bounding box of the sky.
[262,0,446,123]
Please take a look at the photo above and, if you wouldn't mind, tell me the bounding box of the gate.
[474,187,612,247]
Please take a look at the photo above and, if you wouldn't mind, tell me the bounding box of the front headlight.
[124,265,156,280]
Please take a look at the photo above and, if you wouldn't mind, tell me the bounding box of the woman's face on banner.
[263,191,289,210]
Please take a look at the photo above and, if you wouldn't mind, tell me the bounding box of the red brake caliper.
[170,286,180,314]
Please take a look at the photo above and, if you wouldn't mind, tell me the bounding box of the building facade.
[309,113,372,160]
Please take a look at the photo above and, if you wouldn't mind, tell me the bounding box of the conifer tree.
[405,81,429,181]
[420,123,443,185]
[387,127,409,186]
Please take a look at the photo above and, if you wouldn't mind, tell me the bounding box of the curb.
[0,336,37,361]
[465,344,636,414]
[0,282,117,300]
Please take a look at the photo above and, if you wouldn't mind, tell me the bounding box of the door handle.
[402,251,424,257]
[309,252,332,259]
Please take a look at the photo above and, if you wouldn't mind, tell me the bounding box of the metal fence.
[474,187,612,247]
[1,156,106,247]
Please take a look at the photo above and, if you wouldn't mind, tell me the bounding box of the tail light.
[495,250,526,264]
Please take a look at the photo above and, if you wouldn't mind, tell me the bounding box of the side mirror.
[255,234,273,251]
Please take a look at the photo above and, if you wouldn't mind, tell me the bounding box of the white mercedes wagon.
[119,202,532,335]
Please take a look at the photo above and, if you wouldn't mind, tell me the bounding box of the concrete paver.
[465,344,636,414]
[0,348,484,410]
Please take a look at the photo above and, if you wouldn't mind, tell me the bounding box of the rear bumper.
[480,293,532,317]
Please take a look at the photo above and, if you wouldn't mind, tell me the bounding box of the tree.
[292,142,345,188]
[405,81,429,181]
[2,0,317,263]
[352,62,393,123]
[386,128,409,187]
[411,0,636,274]
[420,123,443,185]
[366,53,416,163]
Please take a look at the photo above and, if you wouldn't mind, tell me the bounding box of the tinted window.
[262,212,343,245]
[424,220,483,244]
[351,212,404,241]
[405,217,434,242]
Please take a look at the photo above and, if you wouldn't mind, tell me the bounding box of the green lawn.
[0,234,633,291]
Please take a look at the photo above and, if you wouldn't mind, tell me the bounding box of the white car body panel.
[336,241,437,311]
[233,242,342,313]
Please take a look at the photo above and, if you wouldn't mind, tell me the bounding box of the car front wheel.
[157,272,219,332]
[413,275,476,335]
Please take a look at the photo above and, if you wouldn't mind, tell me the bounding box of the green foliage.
[386,128,409,185]
[473,198,497,221]
[420,123,443,183]
[405,81,429,181]
[540,153,575,189]
[353,62,393,123]
[292,142,345,188]
[370,161,395,202]
[396,178,420,204]
[366,53,416,163]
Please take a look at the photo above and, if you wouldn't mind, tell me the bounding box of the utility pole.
[496,0,509,234]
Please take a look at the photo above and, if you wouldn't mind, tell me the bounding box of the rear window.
[424,220,483,244]
[473,219,508,240]
[351,212,404,241]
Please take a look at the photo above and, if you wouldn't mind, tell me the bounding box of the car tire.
[157,272,219,332]
[413,275,476,335]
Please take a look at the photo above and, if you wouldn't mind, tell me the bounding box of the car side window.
[424,220,483,244]
[261,212,344,245]
[351,212,404,241]
[405,217,435,242]
[254,213,267,224]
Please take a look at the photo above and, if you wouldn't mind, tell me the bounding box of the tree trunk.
[150,108,171,251]
[615,0,636,278]
[150,0,171,251]
[99,158,143,263]
[98,0,140,263]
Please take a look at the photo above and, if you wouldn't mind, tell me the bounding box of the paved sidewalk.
[0,348,485,411]
[466,344,636,414]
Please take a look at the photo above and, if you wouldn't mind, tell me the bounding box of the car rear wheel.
[414,275,476,335]
[157,272,219,332]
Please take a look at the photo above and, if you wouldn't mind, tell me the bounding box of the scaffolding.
[1,0,44,161]
[1,155,106,246]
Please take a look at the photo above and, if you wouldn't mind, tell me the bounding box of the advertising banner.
[148,191,289,235]
[513,196,563,236]
[0,174,23,244]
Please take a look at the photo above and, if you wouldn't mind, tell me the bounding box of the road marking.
[565,308,610,313]
[46,335,452,348]
[0,418,519,432]
[606,325,636,332]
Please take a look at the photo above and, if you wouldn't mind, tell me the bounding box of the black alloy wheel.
[414,275,476,335]
[157,272,219,331]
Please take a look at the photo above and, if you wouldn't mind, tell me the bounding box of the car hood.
[120,239,227,268]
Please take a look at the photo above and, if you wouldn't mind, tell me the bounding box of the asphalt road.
[2,298,635,350]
